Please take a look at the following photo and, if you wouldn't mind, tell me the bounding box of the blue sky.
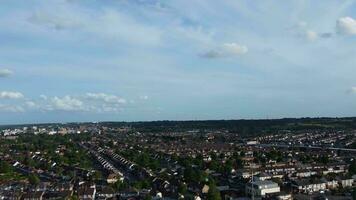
[0,0,356,124]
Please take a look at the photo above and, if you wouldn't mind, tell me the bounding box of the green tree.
[235,157,243,168]
[319,156,329,165]
[113,180,129,191]
[28,173,40,185]
[141,179,150,189]
[349,160,356,175]
[70,195,78,200]
[209,160,219,171]
[178,182,187,195]
[194,154,204,168]
[224,159,233,174]
[132,179,150,189]
[184,167,194,182]
[23,156,35,167]
[199,171,209,183]
[144,195,152,200]
[207,181,221,200]
[93,171,102,180]
[0,160,12,173]
[240,151,246,157]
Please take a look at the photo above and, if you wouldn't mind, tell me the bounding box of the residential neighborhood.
[0,119,355,199]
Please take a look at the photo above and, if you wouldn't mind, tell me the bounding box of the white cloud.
[39,94,48,100]
[349,86,356,94]
[10,93,129,113]
[222,43,248,55]
[201,42,248,58]
[85,93,126,104]
[294,24,320,41]
[289,22,329,41]
[29,6,162,46]
[305,30,318,41]
[100,104,123,113]
[0,69,13,77]
[49,96,84,111]
[29,11,83,30]
[25,101,37,108]
[297,21,308,28]
[140,95,149,100]
[336,17,356,35]
[0,104,25,113]
[0,91,24,99]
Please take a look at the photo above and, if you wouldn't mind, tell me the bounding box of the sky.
[0,0,356,124]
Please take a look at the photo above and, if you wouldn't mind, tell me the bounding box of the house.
[254,173,271,181]
[291,179,326,193]
[0,191,22,200]
[237,170,259,179]
[321,167,346,175]
[264,166,295,175]
[276,193,293,200]
[152,178,170,194]
[320,178,338,189]
[43,191,72,200]
[194,195,202,200]
[337,176,354,188]
[96,186,116,199]
[155,192,163,199]
[202,184,209,194]
[22,191,44,200]
[78,188,96,200]
[246,141,258,145]
[106,173,119,184]
[51,182,74,192]
[119,188,139,199]
[352,174,356,181]
[245,180,280,197]
[295,170,317,178]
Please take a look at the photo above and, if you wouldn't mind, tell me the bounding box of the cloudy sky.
[0,0,356,124]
